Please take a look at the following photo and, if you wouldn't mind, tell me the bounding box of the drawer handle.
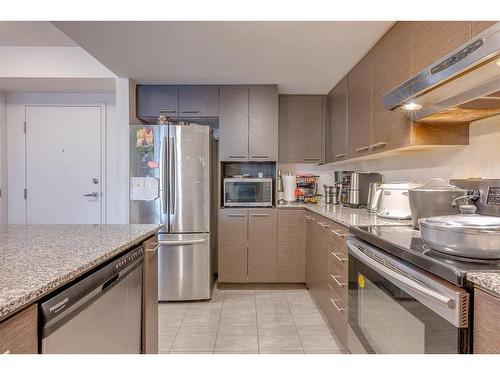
[369,142,387,150]
[330,229,346,237]
[355,146,370,152]
[157,110,177,114]
[330,298,347,312]
[228,214,246,217]
[303,158,320,161]
[251,214,269,217]
[318,222,329,228]
[251,155,269,159]
[330,252,347,262]
[305,216,314,221]
[331,275,347,287]
[3,350,11,354]
[335,153,346,158]
[181,110,200,114]
[228,156,246,159]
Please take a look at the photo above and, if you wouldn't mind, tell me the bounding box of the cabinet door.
[305,213,315,288]
[327,77,348,162]
[471,21,497,37]
[179,86,219,117]
[277,209,306,282]
[279,95,325,163]
[218,210,248,282]
[0,304,38,354]
[372,22,412,151]
[249,86,279,161]
[219,86,249,161]
[142,236,158,354]
[248,209,277,282]
[474,288,500,354]
[411,22,471,74]
[136,85,178,117]
[347,54,372,159]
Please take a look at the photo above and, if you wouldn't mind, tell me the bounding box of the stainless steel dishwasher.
[41,246,144,354]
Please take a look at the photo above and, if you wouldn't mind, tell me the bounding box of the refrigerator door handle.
[161,135,168,216]
[168,136,176,216]
[158,239,206,246]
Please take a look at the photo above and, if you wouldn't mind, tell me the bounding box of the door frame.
[24,104,107,224]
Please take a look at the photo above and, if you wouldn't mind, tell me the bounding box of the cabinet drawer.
[328,271,348,303]
[326,225,349,253]
[0,304,38,354]
[324,285,348,349]
[328,248,347,278]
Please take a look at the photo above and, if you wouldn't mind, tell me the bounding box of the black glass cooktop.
[350,225,500,286]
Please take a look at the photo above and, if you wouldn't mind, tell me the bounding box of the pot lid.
[410,178,467,192]
[380,181,420,190]
[419,214,500,232]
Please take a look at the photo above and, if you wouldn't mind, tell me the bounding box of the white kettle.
[373,182,420,220]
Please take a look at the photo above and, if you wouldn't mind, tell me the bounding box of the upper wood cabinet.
[371,21,412,151]
[178,86,219,117]
[411,22,471,74]
[137,85,179,117]
[347,54,372,159]
[471,21,497,37]
[219,86,250,161]
[326,77,348,163]
[219,85,278,162]
[279,95,326,164]
[248,209,278,282]
[249,86,279,161]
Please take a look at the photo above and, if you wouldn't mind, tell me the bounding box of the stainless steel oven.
[346,237,470,354]
[223,178,273,207]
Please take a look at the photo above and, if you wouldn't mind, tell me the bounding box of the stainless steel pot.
[367,182,381,213]
[419,209,500,259]
[409,178,467,229]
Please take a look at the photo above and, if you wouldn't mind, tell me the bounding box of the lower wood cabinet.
[218,208,278,283]
[142,236,159,354]
[277,209,306,282]
[474,288,500,354]
[0,304,38,354]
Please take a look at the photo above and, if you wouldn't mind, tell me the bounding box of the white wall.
[0,94,6,223]
[5,92,128,224]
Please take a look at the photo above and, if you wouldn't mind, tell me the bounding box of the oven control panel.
[486,186,500,205]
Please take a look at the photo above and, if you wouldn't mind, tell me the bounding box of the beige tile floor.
[158,286,345,354]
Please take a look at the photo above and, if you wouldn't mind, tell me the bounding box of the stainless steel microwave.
[223,178,273,207]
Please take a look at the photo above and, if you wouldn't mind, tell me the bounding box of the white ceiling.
[0,77,115,93]
[0,21,76,46]
[54,21,394,94]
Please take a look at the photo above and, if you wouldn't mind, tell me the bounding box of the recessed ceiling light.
[402,102,422,111]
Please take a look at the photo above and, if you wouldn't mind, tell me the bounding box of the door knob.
[83,192,99,198]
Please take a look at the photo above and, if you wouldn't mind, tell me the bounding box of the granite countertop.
[278,200,411,228]
[0,224,161,321]
[466,272,500,297]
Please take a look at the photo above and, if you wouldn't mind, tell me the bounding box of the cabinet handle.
[157,110,177,114]
[180,110,199,114]
[330,251,347,262]
[228,155,246,159]
[355,146,370,152]
[251,155,269,159]
[331,274,347,287]
[330,298,347,312]
[251,213,269,217]
[335,153,346,158]
[318,222,329,228]
[303,158,321,161]
[3,350,11,354]
[330,228,345,237]
[369,142,387,150]
[228,213,246,217]
[305,215,314,220]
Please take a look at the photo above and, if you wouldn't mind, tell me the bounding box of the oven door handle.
[348,243,454,308]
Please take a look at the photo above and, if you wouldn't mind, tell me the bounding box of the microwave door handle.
[348,243,454,308]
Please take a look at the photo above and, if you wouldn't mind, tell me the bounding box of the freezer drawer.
[158,233,212,301]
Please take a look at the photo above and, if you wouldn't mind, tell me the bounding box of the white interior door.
[26,106,103,224]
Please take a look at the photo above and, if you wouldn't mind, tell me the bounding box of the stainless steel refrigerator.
[130,123,216,301]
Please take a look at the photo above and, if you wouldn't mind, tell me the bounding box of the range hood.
[384,22,500,123]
